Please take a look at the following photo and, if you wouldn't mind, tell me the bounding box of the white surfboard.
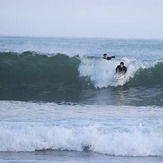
[114,72,125,80]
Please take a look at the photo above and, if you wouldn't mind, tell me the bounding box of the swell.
[0,51,80,84]
[0,51,163,104]
[0,52,85,102]
[127,62,163,87]
[0,51,162,88]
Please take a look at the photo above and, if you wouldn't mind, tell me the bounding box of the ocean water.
[0,36,163,162]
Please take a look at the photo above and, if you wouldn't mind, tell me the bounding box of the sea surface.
[0,36,163,162]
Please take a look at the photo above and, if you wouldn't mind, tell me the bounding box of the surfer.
[103,53,115,60]
[116,62,127,73]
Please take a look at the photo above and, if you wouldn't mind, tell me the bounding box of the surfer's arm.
[107,56,115,60]
[124,67,127,73]
[116,66,118,73]
[110,56,115,59]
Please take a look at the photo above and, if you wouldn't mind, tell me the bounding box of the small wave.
[0,121,162,156]
[0,101,163,156]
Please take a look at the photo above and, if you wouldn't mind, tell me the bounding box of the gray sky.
[0,0,163,39]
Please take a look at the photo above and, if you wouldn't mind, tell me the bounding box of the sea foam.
[0,121,162,156]
[78,57,157,88]
[0,101,162,156]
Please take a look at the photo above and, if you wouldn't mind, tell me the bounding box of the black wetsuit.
[106,56,115,60]
[116,65,127,73]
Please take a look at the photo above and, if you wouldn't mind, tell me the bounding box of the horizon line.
[0,34,163,41]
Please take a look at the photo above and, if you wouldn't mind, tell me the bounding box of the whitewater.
[0,36,163,162]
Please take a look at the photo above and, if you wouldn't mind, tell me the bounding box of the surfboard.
[114,73,125,80]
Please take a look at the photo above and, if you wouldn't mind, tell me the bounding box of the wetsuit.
[106,56,115,60]
[116,65,127,73]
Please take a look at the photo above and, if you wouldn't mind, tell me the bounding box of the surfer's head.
[103,53,108,59]
[120,62,124,68]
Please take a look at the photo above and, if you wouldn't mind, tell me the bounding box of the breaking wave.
[0,101,163,157]
[0,51,163,104]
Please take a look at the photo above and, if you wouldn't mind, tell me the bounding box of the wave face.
[0,51,80,83]
[0,101,163,157]
[0,52,82,102]
[0,52,163,105]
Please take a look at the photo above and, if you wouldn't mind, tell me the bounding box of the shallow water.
[0,151,163,163]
